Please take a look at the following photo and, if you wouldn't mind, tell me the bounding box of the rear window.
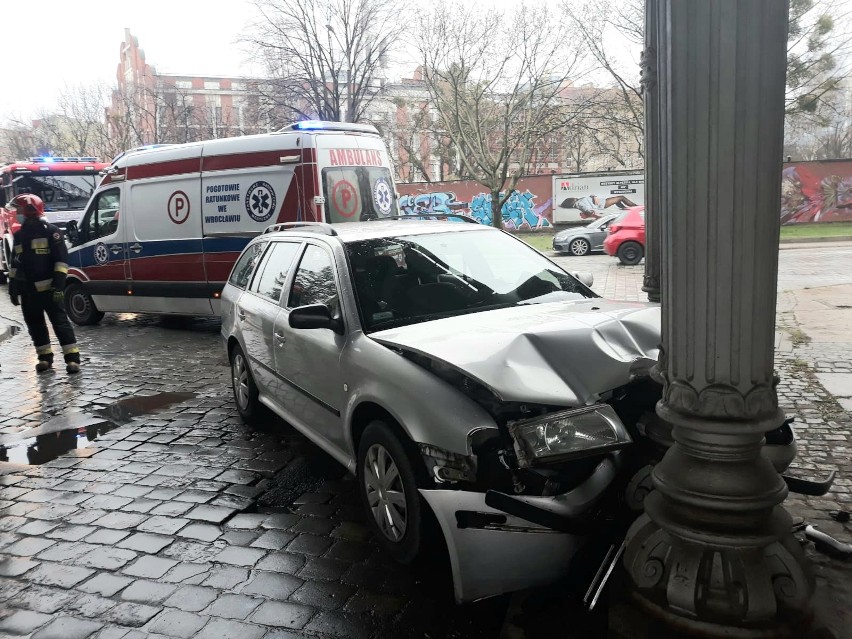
[229,242,266,289]
[322,166,397,223]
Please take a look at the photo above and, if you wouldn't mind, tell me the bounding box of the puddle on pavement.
[0,416,117,465]
[97,391,196,422]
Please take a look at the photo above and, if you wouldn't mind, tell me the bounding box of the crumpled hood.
[371,299,661,406]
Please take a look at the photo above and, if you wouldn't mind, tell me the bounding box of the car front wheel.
[65,282,105,325]
[357,420,425,564]
[569,237,590,256]
[617,241,644,265]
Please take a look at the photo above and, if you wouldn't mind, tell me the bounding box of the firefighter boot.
[64,349,81,375]
[35,347,54,373]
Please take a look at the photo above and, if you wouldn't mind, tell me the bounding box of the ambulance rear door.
[123,145,211,315]
[314,133,397,223]
[199,134,302,301]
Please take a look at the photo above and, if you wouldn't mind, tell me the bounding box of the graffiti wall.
[781,160,852,224]
[396,175,553,230]
[396,160,852,230]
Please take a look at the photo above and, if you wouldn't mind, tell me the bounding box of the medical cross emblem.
[245,181,277,223]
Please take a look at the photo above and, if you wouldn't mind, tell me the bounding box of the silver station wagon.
[220,219,665,602]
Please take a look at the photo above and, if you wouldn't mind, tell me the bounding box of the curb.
[779,236,852,245]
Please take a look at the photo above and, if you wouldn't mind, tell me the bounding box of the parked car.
[221,218,798,603]
[603,206,645,265]
[552,213,620,255]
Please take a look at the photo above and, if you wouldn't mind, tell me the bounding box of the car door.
[237,241,302,396]
[588,216,611,250]
[70,187,130,311]
[273,243,347,455]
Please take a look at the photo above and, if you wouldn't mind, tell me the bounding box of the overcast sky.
[0,0,260,121]
[0,0,628,125]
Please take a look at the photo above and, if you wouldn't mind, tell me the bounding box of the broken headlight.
[508,404,632,468]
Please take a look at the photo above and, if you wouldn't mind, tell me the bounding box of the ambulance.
[64,121,398,325]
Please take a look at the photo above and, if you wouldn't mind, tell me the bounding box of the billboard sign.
[552,172,644,223]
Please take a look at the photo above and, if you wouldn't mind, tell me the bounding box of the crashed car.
[220,219,797,602]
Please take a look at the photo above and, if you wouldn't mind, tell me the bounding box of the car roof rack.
[263,222,338,236]
[369,214,480,224]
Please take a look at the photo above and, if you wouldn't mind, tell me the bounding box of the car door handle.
[238,310,247,322]
[110,245,123,255]
[129,243,142,254]
[274,331,286,345]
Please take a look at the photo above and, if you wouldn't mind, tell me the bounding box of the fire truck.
[0,156,107,283]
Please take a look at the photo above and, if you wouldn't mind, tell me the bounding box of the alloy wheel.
[570,238,590,256]
[232,352,250,410]
[364,443,407,541]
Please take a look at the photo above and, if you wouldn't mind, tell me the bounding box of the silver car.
[221,219,666,602]
[552,213,621,255]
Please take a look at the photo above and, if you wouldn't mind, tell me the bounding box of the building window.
[204,81,220,90]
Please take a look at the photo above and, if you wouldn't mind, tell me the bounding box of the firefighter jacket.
[9,219,69,296]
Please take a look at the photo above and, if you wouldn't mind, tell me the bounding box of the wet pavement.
[0,243,851,638]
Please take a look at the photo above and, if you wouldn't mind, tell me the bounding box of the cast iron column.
[623,0,814,634]
[640,0,661,303]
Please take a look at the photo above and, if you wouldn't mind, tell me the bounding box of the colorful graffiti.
[398,189,552,230]
[781,162,852,224]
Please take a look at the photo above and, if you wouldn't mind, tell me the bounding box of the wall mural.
[398,189,552,230]
[781,162,852,224]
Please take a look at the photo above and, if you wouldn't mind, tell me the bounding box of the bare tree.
[245,0,405,123]
[417,2,587,229]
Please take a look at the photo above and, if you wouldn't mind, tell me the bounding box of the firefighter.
[7,194,81,373]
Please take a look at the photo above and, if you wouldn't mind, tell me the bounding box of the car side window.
[78,188,120,244]
[250,242,301,303]
[229,242,266,289]
[288,245,339,313]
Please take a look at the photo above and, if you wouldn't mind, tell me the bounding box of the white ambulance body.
[64,121,397,324]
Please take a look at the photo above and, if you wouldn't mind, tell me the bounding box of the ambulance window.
[288,245,339,314]
[250,241,301,304]
[79,188,120,243]
[229,242,266,289]
[323,168,363,223]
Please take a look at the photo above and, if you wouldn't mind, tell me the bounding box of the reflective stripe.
[31,238,48,249]
[14,245,22,254]
[36,344,53,355]
[55,262,69,273]
[8,268,15,278]
[34,278,53,292]
[61,344,80,354]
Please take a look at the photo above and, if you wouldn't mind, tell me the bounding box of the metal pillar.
[623,0,814,634]
[641,0,661,304]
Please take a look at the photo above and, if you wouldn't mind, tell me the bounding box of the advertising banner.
[781,161,852,224]
[552,172,645,223]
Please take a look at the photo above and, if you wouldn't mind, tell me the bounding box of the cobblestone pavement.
[0,243,851,639]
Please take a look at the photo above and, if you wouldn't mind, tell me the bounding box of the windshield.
[322,166,397,223]
[13,174,98,211]
[346,230,595,332]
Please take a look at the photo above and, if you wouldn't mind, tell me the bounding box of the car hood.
[370,299,661,406]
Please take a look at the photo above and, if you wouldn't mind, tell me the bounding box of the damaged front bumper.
[419,452,622,603]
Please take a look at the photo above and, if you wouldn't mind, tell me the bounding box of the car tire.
[617,241,644,266]
[229,344,268,425]
[357,420,425,564]
[569,238,591,256]
[65,282,105,325]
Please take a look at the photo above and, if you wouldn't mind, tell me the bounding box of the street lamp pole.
[623,0,814,634]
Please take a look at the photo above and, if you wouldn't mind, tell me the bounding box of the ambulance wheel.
[230,344,269,425]
[66,282,104,325]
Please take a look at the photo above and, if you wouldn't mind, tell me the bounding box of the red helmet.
[11,194,45,218]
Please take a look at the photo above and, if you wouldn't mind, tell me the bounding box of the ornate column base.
[642,274,661,304]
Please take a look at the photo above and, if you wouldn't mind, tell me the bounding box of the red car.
[603,206,645,265]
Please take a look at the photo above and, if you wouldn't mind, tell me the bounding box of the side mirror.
[65,220,79,245]
[572,272,594,288]
[289,303,344,335]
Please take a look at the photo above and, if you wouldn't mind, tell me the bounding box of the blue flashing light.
[294,120,327,130]
[42,156,55,163]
